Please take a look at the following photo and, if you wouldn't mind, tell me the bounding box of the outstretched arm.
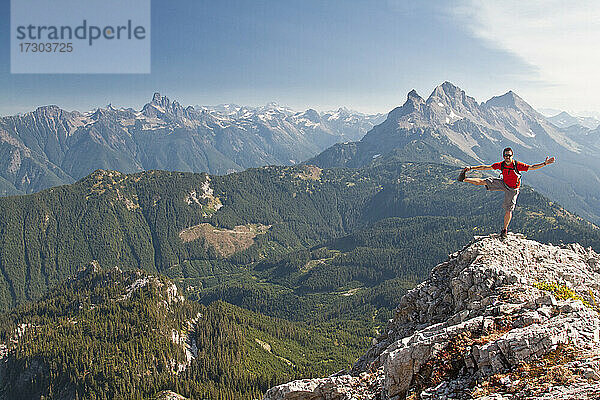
[466,164,494,171]
[528,156,555,171]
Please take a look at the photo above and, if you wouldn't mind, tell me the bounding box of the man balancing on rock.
[458,147,555,239]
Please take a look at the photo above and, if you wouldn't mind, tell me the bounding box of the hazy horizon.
[2,1,600,118]
[4,83,600,121]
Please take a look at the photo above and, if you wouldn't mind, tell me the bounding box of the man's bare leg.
[504,210,512,230]
[464,178,487,185]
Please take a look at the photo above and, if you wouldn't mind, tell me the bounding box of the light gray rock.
[154,391,189,400]
[264,234,600,400]
[263,373,381,400]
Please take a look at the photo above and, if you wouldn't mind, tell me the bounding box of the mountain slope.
[265,234,600,399]
[307,82,600,224]
[0,263,368,400]
[0,160,598,313]
[0,95,384,194]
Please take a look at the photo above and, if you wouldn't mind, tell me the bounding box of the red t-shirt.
[491,161,530,188]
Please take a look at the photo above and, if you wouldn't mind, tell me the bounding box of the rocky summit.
[264,233,600,400]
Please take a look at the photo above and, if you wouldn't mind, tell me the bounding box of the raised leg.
[464,178,487,185]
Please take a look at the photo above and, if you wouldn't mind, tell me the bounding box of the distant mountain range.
[3,83,600,224]
[545,110,600,129]
[308,81,600,224]
[0,94,384,196]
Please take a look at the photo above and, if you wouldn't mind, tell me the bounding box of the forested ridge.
[0,159,597,312]
[0,156,599,398]
[0,264,369,399]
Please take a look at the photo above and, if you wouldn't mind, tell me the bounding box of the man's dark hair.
[503,147,513,155]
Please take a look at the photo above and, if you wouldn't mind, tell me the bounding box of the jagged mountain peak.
[34,104,61,112]
[427,81,480,110]
[381,82,481,127]
[430,80,464,98]
[148,92,184,109]
[265,234,600,399]
[151,92,164,104]
[91,107,106,119]
[406,89,424,103]
[149,92,174,108]
[486,90,519,105]
[302,108,321,120]
[33,105,64,118]
[386,89,425,119]
[142,92,188,119]
[485,90,536,115]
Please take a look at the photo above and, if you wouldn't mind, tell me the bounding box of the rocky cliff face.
[264,234,600,400]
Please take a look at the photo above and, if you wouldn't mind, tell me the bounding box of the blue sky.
[1,0,597,116]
